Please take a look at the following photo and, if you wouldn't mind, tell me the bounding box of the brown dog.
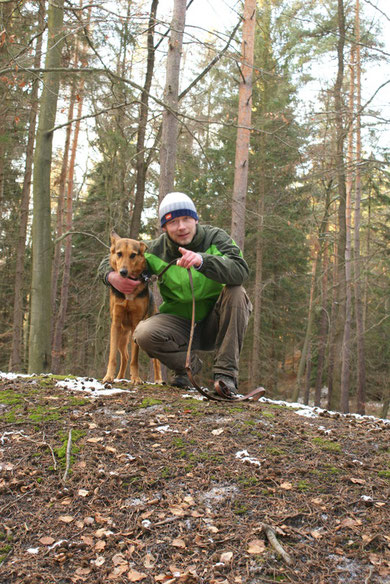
[103,232,162,384]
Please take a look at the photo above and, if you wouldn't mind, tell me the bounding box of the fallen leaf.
[39,536,55,546]
[61,497,73,506]
[280,482,293,490]
[58,515,74,523]
[220,551,233,563]
[108,564,128,580]
[143,552,156,569]
[212,428,224,436]
[172,538,186,549]
[337,517,362,530]
[75,567,91,576]
[112,553,127,566]
[92,556,105,567]
[127,568,147,582]
[310,530,322,540]
[169,505,186,517]
[81,536,94,546]
[87,437,104,443]
[247,539,266,554]
[183,495,195,505]
[78,489,89,497]
[94,540,106,551]
[350,477,365,485]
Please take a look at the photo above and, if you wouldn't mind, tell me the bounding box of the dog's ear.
[110,230,120,245]
[139,241,148,254]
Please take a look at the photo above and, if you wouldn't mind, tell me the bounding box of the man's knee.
[133,318,156,350]
[220,286,252,311]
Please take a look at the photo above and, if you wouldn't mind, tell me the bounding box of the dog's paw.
[103,375,114,384]
[130,376,143,384]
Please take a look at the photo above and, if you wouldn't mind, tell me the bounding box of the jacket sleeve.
[197,229,249,285]
[98,255,113,286]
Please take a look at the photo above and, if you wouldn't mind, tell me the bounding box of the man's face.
[163,216,198,246]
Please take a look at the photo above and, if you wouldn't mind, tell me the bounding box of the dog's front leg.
[117,328,131,380]
[129,336,142,384]
[103,322,121,383]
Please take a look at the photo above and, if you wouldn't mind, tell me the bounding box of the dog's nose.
[119,268,128,277]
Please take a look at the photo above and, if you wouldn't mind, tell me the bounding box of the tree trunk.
[293,240,319,403]
[28,0,65,373]
[9,0,45,372]
[51,85,75,328]
[130,0,158,238]
[314,183,332,406]
[52,31,87,372]
[353,0,366,415]
[340,40,355,414]
[158,0,186,201]
[329,0,347,410]
[231,0,257,251]
[51,85,84,372]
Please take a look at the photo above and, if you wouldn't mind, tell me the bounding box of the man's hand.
[176,247,203,269]
[107,271,141,295]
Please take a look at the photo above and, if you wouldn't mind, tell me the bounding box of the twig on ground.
[262,522,294,566]
[365,566,374,584]
[62,429,72,483]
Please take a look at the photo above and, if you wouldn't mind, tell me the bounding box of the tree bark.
[231,0,257,252]
[340,40,355,414]
[28,0,65,373]
[353,0,366,415]
[329,0,347,410]
[51,84,75,330]
[130,0,158,238]
[9,0,45,372]
[158,0,186,201]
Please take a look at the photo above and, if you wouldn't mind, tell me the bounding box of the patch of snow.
[27,548,39,554]
[55,377,134,397]
[199,485,239,504]
[295,409,318,418]
[155,425,179,433]
[235,450,261,467]
[0,371,35,380]
[1,430,29,445]
[259,396,390,425]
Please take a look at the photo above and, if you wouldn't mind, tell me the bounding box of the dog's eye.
[129,253,137,259]
[117,252,122,257]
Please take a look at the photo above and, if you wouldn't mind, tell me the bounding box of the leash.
[157,260,265,402]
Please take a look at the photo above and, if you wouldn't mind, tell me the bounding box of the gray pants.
[133,286,252,381]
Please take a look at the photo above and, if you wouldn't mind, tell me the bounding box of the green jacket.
[99,224,249,321]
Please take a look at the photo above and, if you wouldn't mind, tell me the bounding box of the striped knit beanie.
[159,192,198,227]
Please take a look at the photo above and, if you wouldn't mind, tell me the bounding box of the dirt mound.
[1,374,389,583]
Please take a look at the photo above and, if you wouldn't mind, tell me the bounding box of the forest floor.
[0,373,389,584]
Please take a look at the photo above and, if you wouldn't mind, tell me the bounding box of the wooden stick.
[262,523,293,566]
[62,429,72,483]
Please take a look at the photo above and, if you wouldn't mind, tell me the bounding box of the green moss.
[55,429,86,469]
[0,544,12,563]
[0,390,23,406]
[262,411,275,418]
[297,480,311,491]
[238,475,259,487]
[2,409,17,423]
[378,470,390,480]
[266,447,286,456]
[233,503,248,515]
[312,437,342,452]
[28,405,61,423]
[140,397,163,408]
[161,466,173,478]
